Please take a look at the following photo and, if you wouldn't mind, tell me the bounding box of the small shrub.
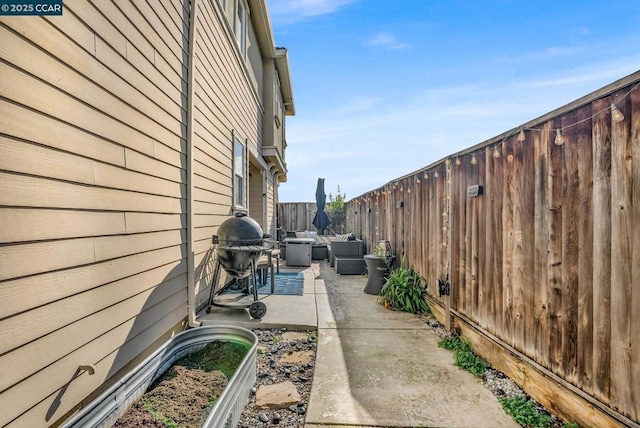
[378,258,430,314]
[437,335,487,377]
[500,396,553,428]
[438,335,463,351]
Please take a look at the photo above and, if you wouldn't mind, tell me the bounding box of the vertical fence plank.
[576,104,594,395]
[503,142,516,346]
[610,89,634,417]
[511,134,527,353]
[561,110,580,385]
[630,85,640,422]
[548,118,564,375]
[591,97,612,403]
[456,160,467,312]
[493,143,505,333]
[477,151,487,327]
[483,149,496,334]
[520,130,536,358]
[465,157,475,316]
[534,122,551,366]
[471,154,482,322]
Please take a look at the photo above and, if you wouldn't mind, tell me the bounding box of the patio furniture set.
[278,231,366,275]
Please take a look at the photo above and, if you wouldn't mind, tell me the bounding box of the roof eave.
[274,48,295,115]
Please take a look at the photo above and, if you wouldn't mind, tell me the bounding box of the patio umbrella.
[312,178,330,235]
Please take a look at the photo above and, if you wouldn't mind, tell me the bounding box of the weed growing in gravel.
[499,396,553,427]
[437,335,487,377]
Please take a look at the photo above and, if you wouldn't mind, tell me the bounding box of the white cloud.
[366,32,409,50]
[269,0,356,23]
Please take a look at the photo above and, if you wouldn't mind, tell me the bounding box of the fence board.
[533,123,551,367]
[591,97,613,403]
[630,86,640,422]
[502,144,516,346]
[337,76,640,424]
[610,89,634,418]
[561,110,580,385]
[576,104,594,395]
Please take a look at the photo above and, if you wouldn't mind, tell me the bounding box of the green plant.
[437,335,487,377]
[373,243,386,257]
[500,396,553,428]
[378,258,430,313]
[326,186,346,233]
[178,340,249,379]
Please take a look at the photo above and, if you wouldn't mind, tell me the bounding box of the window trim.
[235,0,248,58]
[233,132,247,210]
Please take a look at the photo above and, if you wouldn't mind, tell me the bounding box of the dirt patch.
[113,341,248,428]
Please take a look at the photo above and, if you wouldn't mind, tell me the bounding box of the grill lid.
[214,212,266,279]
[215,212,264,246]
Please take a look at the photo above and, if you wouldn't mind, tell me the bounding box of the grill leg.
[206,259,222,312]
[250,259,259,301]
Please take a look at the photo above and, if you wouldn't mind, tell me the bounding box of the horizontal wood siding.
[344,75,640,426]
[191,0,265,298]
[0,1,191,425]
[0,0,277,423]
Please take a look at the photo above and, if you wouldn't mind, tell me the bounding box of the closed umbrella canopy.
[312,178,330,235]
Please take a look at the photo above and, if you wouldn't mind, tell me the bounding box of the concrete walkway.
[199,260,518,428]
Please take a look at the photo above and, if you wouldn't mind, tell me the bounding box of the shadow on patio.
[305,260,518,428]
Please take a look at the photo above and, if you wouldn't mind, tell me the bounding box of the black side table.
[363,255,394,295]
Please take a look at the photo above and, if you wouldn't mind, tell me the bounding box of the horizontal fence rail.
[344,71,640,427]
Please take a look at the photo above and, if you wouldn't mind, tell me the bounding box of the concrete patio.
[199,260,517,427]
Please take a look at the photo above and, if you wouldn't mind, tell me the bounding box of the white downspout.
[187,0,201,327]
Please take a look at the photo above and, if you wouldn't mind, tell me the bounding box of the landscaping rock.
[255,381,302,409]
[279,350,314,365]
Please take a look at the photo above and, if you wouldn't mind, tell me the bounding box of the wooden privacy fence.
[277,202,317,232]
[277,202,347,234]
[345,72,640,427]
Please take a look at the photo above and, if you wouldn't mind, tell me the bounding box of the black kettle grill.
[205,213,270,319]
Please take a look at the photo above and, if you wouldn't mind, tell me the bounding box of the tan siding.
[0,136,96,184]
[0,61,157,157]
[0,208,126,243]
[0,101,126,167]
[5,309,187,428]
[0,238,96,281]
[0,172,183,213]
[0,246,186,319]
[94,230,186,261]
[0,0,279,425]
[0,248,186,350]
[125,148,186,184]
[0,24,183,151]
[0,273,185,393]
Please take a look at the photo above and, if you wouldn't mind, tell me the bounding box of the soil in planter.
[113,340,249,428]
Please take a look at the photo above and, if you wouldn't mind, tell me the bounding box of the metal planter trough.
[63,325,257,428]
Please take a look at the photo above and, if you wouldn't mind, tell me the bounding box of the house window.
[233,136,246,208]
[274,72,283,129]
[235,0,248,57]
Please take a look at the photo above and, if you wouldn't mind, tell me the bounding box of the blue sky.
[268,0,640,202]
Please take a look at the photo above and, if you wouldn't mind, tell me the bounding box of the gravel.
[419,311,571,427]
[237,328,316,427]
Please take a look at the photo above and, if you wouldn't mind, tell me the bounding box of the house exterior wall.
[0,1,293,426]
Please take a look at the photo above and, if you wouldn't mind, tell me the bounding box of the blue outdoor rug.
[222,272,304,296]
